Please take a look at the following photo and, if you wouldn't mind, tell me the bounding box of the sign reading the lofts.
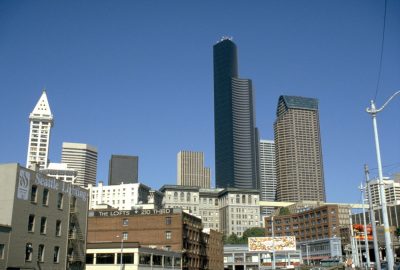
[91,208,182,217]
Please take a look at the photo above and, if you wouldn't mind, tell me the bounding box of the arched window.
[242,195,246,204]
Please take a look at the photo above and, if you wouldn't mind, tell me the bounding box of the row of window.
[31,186,64,209]
[86,253,181,266]
[25,243,60,263]
[28,215,62,236]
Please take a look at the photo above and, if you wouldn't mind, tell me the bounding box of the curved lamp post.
[366,90,400,270]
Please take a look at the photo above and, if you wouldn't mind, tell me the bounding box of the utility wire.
[373,0,388,102]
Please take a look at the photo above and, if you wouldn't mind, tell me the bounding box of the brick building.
[264,205,346,262]
[87,208,223,270]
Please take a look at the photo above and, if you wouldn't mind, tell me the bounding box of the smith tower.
[213,38,259,189]
[26,90,54,170]
[274,95,326,202]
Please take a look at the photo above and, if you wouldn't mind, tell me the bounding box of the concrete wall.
[0,163,18,226]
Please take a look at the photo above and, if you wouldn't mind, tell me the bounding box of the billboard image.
[353,224,373,240]
[248,236,296,252]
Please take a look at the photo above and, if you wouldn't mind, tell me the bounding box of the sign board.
[248,236,296,252]
[353,224,373,240]
[17,168,88,202]
[90,208,182,217]
[17,169,31,200]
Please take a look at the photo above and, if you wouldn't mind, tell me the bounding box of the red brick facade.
[87,209,222,270]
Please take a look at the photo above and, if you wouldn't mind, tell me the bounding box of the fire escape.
[67,198,86,270]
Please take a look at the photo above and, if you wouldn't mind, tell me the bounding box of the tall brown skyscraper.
[274,95,326,202]
[177,151,211,188]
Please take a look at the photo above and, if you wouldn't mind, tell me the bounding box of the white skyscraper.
[61,142,98,187]
[259,140,277,215]
[26,90,54,170]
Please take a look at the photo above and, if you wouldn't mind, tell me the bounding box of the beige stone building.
[177,151,211,188]
[274,95,325,202]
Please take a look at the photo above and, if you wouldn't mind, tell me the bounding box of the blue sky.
[0,1,399,203]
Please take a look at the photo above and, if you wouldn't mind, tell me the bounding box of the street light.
[359,182,371,269]
[366,90,400,270]
[364,165,381,270]
[271,216,276,270]
[116,234,125,270]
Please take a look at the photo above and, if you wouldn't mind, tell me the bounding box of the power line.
[373,0,388,102]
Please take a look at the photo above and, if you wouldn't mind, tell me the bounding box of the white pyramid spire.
[29,89,53,122]
[26,90,54,170]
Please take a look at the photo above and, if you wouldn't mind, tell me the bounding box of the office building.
[160,185,260,236]
[213,37,259,189]
[274,95,325,202]
[87,208,223,270]
[40,162,77,184]
[259,140,277,216]
[367,177,400,206]
[108,155,139,185]
[26,90,54,170]
[264,205,343,263]
[88,182,163,210]
[61,142,98,187]
[177,151,211,188]
[0,163,88,270]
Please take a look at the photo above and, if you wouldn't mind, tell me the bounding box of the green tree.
[242,227,265,239]
[225,233,240,244]
[279,207,290,215]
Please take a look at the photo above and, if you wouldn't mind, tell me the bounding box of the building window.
[28,215,35,232]
[165,231,172,240]
[53,246,60,263]
[122,218,128,226]
[40,217,47,234]
[123,232,128,240]
[55,220,61,236]
[165,217,172,225]
[25,243,33,261]
[38,244,45,262]
[96,253,115,264]
[42,188,49,206]
[57,193,63,209]
[0,244,4,259]
[86,254,94,264]
[31,185,38,203]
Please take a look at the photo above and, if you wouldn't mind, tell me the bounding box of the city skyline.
[1,1,399,203]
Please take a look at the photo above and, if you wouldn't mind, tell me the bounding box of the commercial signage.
[18,168,88,201]
[91,208,181,217]
[353,224,373,240]
[17,169,31,200]
[248,236,296,252]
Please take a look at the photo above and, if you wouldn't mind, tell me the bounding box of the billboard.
[248,236,296,252]
[353,224,373,240]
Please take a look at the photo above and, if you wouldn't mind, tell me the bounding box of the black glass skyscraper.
[213,38,259,189]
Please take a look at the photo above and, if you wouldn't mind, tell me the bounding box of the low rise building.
[86,242,182,270]
[88,182,162,210]
[0,163,88,270]
[265,205,345,263]
[87,208,223,270]
[40,162,77,184]
[224,244,301,270]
